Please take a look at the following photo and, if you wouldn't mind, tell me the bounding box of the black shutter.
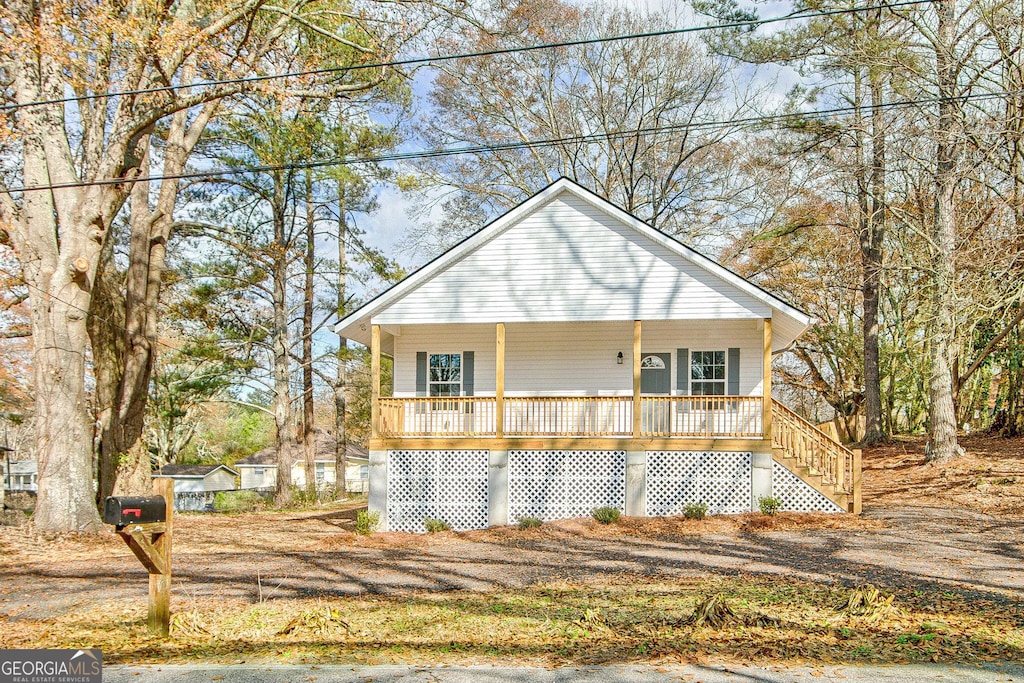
[727,348,740,395]
[462,351,474,396]
[677,348,689,394]
[462,351,474,412]
[416,352,427,395]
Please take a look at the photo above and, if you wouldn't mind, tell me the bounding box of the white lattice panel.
[646,451,752,516]
[508,450,625,521]
[771,460,844,513]
[387,450,489,532]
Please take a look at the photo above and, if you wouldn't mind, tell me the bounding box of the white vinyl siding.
[373,195,771,325]
[204,469,237,491]
[392,319,764,397]
[393,324,495,396]
[642,319,764,396]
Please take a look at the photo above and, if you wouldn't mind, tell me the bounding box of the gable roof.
[157,464,239,478]
[337,178,811,350]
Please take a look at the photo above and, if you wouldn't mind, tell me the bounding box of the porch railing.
[378,396,764,439]
[771,402,854,493]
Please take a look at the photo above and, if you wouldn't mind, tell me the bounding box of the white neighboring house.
[156,464,239,493]
[4,459,38,492]
[236,435,369,493]
[335,178,863,533]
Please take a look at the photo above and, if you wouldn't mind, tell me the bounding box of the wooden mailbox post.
[107,478,174,637]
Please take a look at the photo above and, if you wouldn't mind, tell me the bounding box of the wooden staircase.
[771,403,863,513]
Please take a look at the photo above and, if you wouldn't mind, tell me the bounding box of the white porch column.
[625,450,646,517]
[368,449,388,529]
[488,450,509,527]
[750,451,773,512]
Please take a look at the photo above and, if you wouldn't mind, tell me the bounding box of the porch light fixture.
[617,351,624,364]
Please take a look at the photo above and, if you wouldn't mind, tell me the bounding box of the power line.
[9,87,1017,194]
[0,0,935,113]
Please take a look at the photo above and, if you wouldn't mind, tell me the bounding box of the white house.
[336,178,861,532]
[236,434,369,493]
[4,459,37,492]
[155,464,239,493]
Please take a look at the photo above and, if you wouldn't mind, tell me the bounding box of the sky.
[355,0,804,273]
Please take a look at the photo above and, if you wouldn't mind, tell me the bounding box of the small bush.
[591,506,621,524]
[517,516,543,529]
[424,517,451,533]
[214,490,264,513]
[355,509,379,535]
[758,496,781,516]
[683,502,708,520]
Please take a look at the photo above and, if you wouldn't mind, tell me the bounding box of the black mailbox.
[103,496,167,527]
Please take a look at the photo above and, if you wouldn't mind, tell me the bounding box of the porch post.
[763,318,773,441]
[371,324,381,439]
[496,323,505,438]
[633,320,642,438]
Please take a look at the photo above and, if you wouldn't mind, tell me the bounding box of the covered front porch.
[368,318,775,444]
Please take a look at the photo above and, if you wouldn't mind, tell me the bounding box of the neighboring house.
[4,459,38,492]
[236,433,369,493]
[156,464,239,493]
[336,178,862,533]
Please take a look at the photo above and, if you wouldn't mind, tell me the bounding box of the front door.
[640,353,671,434]
[640,353,671,394]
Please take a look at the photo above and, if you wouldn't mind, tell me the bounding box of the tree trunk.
[862,34,888,445]
[272,171,296,506]
[335,185,349,497]
[12,33,128,532]
[302,173,317,496]
[926,0,964,463]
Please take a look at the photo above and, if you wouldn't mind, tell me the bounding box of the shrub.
[591,506,621,524]
[424,517,451,533]
[758,496,782,516]
[355,509,380,535]
[214,490,264,513]
[517,516,543,529]
[683,502,708,520]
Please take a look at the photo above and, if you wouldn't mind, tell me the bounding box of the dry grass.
[2,437,1022,666]
[1,575,1020,667]
[865,434,1024,516]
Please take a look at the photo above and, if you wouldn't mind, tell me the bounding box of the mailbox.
[103,495,167,527]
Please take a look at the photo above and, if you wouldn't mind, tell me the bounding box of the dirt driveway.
[1,435,1022,621]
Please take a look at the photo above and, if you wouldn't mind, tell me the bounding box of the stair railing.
[771,403,856,496]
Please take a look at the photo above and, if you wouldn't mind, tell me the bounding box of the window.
[428,353,461,397]
[253,468,264,477]
[359,465,369,480]
[691,350,726,395]
[315,462,325,482]
[641,355,666,369]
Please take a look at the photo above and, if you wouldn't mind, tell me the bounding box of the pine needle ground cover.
[1,436,1022,667]
[1,575,1021,666]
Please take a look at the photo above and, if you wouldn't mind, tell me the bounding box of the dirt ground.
[0,434,1022,663]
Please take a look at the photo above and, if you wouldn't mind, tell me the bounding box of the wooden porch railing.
[638,396,763,438]
[379,397,498,437]
[504,396,633,436]
[771,402,855,495]
[378,395,765,439]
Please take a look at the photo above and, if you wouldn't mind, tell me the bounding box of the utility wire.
[0,0,935,113]
[8,86,1017,194]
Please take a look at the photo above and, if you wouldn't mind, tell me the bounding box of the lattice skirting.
[646,451,752,516]
[508,450,625,522]
[386,450,489,532]
[771,460,844,513]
